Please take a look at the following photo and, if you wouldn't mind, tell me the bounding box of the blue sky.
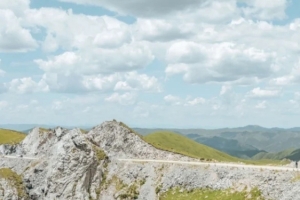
[0,0,300,128]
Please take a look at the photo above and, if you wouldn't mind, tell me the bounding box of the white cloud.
[27,8,132,51]
[255,100,267,109]
[220,85,232,95]
[248,87,280,98]
[186,97,206,106]
[105,92,136,105]
[6,77,48,94]
[0,9,37,52]
[0,0,30,16]
[83,72,161,93]
[114,72,161,92]
[166,42,275,84]
[164,95,206,106]
[35,42,154,75]
[134,19,191,42]
[164,95,181,105]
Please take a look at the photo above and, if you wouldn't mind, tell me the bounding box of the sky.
[0,0,300,128]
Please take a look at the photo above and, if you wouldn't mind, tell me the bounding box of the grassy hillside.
[143,131,289,165]
[0,129,26,145]
[143,131,239,162]
[135,126,300,153]
[253,148,300,161]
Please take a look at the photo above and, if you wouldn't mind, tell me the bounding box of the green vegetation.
[144,131,239,162]
[0,129,26,145]
[0,168,28,198]
[143,131,288,165]
[92,145,107,161]
[80,129,88,134]
[38,127,50,135]
[101,175,140,199]
[160,187,264,200]
[253,149,296,160]
[291,172,300,182]
[252,148,300,163]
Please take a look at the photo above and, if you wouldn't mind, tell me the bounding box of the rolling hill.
[252,148,300,161]
[0,129,26,145]
[143,131,240,162]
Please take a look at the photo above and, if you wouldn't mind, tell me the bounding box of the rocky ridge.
[0,120,300,200]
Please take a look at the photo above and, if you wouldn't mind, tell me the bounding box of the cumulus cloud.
[83,72,161,93]
[105,92,136,105]
[11,72,161,94]
[185,97,206,106]
[164,95,206,106]
[220,85,232,95]
[255,100,267,109]
[27,8,132,51]
[5,77,48,94]
[0,0,30,16]
[248,87,280,98]
[164,95,181,105]
[0,9,37,52]
[35,43,154,75]
[134,19,192,42]
[166,42,275,84]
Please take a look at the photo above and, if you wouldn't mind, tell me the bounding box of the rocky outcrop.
[87,121,190,160]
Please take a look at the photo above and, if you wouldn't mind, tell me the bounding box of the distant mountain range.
[134,125,300,159]
[0,124,93,133]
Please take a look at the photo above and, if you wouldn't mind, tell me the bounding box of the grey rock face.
[87,121,189,161]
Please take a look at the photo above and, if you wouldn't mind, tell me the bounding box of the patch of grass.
[253,149,296,160]
[0,168,28,198]
[0,129,26,145]
[80,129,88,134]
[291,172,300,182]
[92,145,107,161]
[160,187,264,200]
[144,131,239,162]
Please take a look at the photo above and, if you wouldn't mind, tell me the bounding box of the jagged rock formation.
[1,120,300,200]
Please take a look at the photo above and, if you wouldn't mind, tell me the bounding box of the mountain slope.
[1,120,299,200]
[253,148,300,161]
[143,131,239,162]
[190,135,264,159]
[0,129,26,145]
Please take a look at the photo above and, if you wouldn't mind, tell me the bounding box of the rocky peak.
[86,120,187,160]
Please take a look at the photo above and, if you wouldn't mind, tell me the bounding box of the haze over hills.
[134,125,300,159]
[0,124,93,133]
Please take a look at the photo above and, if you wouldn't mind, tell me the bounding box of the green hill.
[143,131,239,162]
[0,129,26,145]
[253,148,300,161]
